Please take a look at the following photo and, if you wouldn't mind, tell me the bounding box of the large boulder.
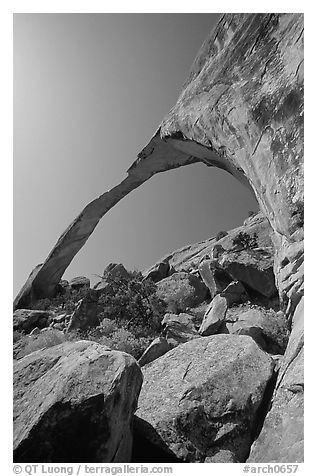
[198,259,232,297]
[217,248,277,298]
[14,340,143,462]
[198,281,248,337]
[136,334,274,462]
[156,272,208,313]
[94,263,130,292]
[198,294,228,336]
[13,309,53,333]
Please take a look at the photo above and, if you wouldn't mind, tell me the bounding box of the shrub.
[232,232,258,250]
[26,268,167,360]
[65,323,155,360]
[14,329,65,360]
[34,287,89,314]
[97,271,167,331]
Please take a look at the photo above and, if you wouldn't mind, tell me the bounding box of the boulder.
[138,337,172,367]
[156,272,208,313]
[198,259,232,297]
[143,261,172,283]
[14,340,143,462]
[66,289,99,332]
[198,295,228,336]
[13,309,53,333]
[13,328,66,360]
[136,334,274,462]
[103,263,130,279]
[226,307,289,354]
[69,276,90,290]
[217,249,277,298]
[248,298,303,462]
[222,280,248,306]
[94,263,130,292]
[162,313,199,347]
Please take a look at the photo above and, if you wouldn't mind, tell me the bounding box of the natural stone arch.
[13,133,250,309]
[14,13,303,315]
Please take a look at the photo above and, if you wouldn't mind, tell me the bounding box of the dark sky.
[14,13,258,294]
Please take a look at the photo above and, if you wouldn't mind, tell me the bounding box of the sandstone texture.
[226,307,289,355]
[14,341,143,462]
[136,335,274,462]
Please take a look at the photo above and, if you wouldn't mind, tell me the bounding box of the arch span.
[14,132,248,309]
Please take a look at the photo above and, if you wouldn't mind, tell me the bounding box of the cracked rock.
[136,334,274,462]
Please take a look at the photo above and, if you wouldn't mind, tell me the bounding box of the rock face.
[248,298,303,462]
[94,263,130,292]
[14,341,143,462]
[136,335,274,462]
[66,289,99,332]
[13,309,53,333]
[156,272,208,313]
[226,307,289,355]
[199,295,228,336]
[14,13,304,463]
[143,260,174,283]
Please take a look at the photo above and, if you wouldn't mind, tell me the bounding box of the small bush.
[65,323,154,359]
[14,329,65,360]
[232,232,258,250]
[28,268,167,360]
[97,271,166,331]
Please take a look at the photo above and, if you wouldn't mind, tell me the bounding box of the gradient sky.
[13,13,259,295]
